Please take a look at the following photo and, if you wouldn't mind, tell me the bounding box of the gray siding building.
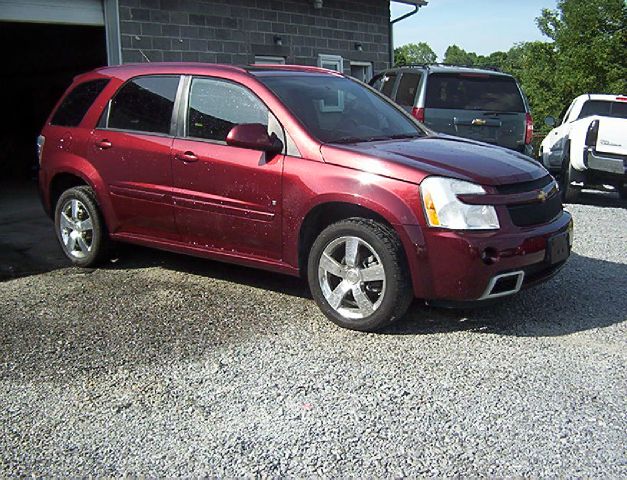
[0,0,424,180]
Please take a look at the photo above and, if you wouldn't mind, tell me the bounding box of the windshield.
[425,73,526,113]
[258,74,424,143]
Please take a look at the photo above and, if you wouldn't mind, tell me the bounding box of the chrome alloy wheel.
[59,199,94,259]
[318,236,386,320]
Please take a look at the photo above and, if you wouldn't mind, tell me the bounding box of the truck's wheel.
[558,142,579,203]
[559,163,580,203]
[307,218,413,332]
[54,186,110,267]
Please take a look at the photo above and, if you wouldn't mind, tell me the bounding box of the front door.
[90,75,181,239]
[171,77,284,260]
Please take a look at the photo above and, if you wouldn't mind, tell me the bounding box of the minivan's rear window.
[425,73,525,112]
[50,79,109,127]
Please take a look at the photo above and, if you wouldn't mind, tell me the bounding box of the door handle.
[96,139,112,149]
[175,151,198,163]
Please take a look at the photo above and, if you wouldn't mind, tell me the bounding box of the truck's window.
[107,76,180,134]
[578,100,627,120]
[50,79,109,127]
[396,73,422,107]
[381,73,397,98]
[425,73,525,112]
[186,77,270,142]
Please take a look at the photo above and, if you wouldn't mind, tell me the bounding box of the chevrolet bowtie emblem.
[471,118,487,126]
[537,190,547,202]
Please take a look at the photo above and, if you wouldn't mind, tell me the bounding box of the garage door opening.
[0,22,107,182]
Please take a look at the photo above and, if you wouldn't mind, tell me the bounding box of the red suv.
[38,63,573,331]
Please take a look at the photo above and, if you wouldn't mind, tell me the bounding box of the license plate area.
[546,232,570,264]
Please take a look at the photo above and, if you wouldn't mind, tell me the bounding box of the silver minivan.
[370,65,534,156]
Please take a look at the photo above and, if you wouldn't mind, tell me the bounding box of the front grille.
[496,175,563,227]
[507,192,563,227]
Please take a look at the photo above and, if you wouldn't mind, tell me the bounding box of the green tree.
[394,42,437,66]
[536,0,626,102]
[443,45,478,66]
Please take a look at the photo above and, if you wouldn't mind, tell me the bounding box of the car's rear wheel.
[54,186,109,267]
[307,218,413,332]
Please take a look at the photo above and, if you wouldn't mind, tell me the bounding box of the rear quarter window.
[396,73,422,107]
[50,79,109,127]
[381,73,397,98]
[425,73,525,112]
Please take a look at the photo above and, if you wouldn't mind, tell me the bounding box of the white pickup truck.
[540,94,627,202]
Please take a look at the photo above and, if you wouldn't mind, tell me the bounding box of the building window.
[350,61,373,83]
[318,54,343,73]
[254,55,286,65]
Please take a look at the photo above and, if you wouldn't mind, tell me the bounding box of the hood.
[320,135,547,186]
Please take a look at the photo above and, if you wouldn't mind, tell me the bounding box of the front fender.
[281,157,424,269]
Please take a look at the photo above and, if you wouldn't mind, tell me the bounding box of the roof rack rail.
[394,62,502,72]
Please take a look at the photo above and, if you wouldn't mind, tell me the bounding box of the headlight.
[420,176,500,230]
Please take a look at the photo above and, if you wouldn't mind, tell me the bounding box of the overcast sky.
[391,0,559,60]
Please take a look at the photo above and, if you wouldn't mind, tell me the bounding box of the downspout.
[389,3,422,67]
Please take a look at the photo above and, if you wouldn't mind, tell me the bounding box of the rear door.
[171,76,284,260]
[424,72,527,150]
[90,75,180,239]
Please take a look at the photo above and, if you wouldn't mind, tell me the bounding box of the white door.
[0,0,104,25]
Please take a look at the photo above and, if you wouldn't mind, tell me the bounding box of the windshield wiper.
[388,133,422,139]
[332,133,420,144]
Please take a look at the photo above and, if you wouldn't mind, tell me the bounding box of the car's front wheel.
[54,186,110,267]
[307,218,413,332]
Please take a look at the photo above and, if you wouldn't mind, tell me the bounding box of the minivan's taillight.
[36,135,46,165]
[411,107,425,123]
[524,113,533,145]
[585,119,600,148]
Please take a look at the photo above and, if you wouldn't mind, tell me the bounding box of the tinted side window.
[425,73,525,112]
[187,78,269,142]
[51,79,109,127]
[396,73,422,106]
[107,76,180,134]
[381,73,397,98]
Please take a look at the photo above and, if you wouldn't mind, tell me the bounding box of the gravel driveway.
[1,186,626,477]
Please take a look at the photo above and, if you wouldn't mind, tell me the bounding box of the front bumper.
[403,211,573,302]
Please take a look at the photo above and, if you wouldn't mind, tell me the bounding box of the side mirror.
[226,123,283,154]
[544,116,556,127]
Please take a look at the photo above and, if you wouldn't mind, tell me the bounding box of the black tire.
[558,142,579,203]
[618,185,627,200]
[54,186,110,267]
[307,218,413,332]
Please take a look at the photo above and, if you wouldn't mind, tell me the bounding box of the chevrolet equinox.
[38,63,573,331]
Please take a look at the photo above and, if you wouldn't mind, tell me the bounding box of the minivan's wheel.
[307,218,413,332]
[54,186,109,267]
